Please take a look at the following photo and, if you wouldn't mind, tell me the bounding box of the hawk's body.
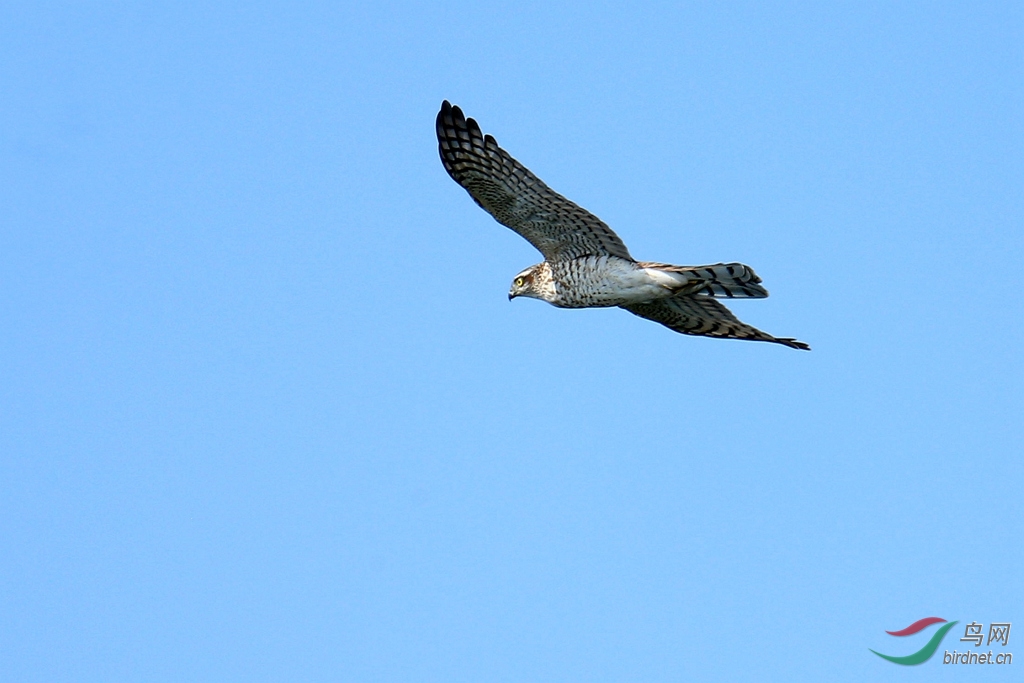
[436,101,809,350]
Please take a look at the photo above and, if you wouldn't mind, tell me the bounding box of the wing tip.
[437,99,452,122]
[439,99,462,118]
[436,100,479,141]
[437,100,466,131]
[777,338,811,350]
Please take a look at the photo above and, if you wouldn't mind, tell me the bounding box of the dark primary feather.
[436,100,633,261]
[623,297,811,350]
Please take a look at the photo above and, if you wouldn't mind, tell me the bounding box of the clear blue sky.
[1,2,1021,681]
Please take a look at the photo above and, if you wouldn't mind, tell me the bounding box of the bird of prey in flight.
[436,101,809,350]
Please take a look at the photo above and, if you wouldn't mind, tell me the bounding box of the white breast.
[553,257,678,307]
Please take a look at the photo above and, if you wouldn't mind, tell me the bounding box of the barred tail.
[638,261,769,299]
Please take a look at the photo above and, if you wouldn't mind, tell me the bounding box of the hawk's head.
[507,264,557,303]
[508,263,554,302]
[508,268,535,300]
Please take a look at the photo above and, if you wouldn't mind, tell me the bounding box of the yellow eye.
[514,277,525,287]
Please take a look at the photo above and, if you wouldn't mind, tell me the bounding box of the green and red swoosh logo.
[871,617,958,665]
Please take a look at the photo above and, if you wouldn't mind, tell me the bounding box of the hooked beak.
[508,292,517,301]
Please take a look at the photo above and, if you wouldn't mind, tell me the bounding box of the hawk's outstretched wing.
[623,296,810,349]
[437,101,633,262]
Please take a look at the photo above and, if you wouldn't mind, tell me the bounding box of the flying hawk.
[436,101,809,350]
